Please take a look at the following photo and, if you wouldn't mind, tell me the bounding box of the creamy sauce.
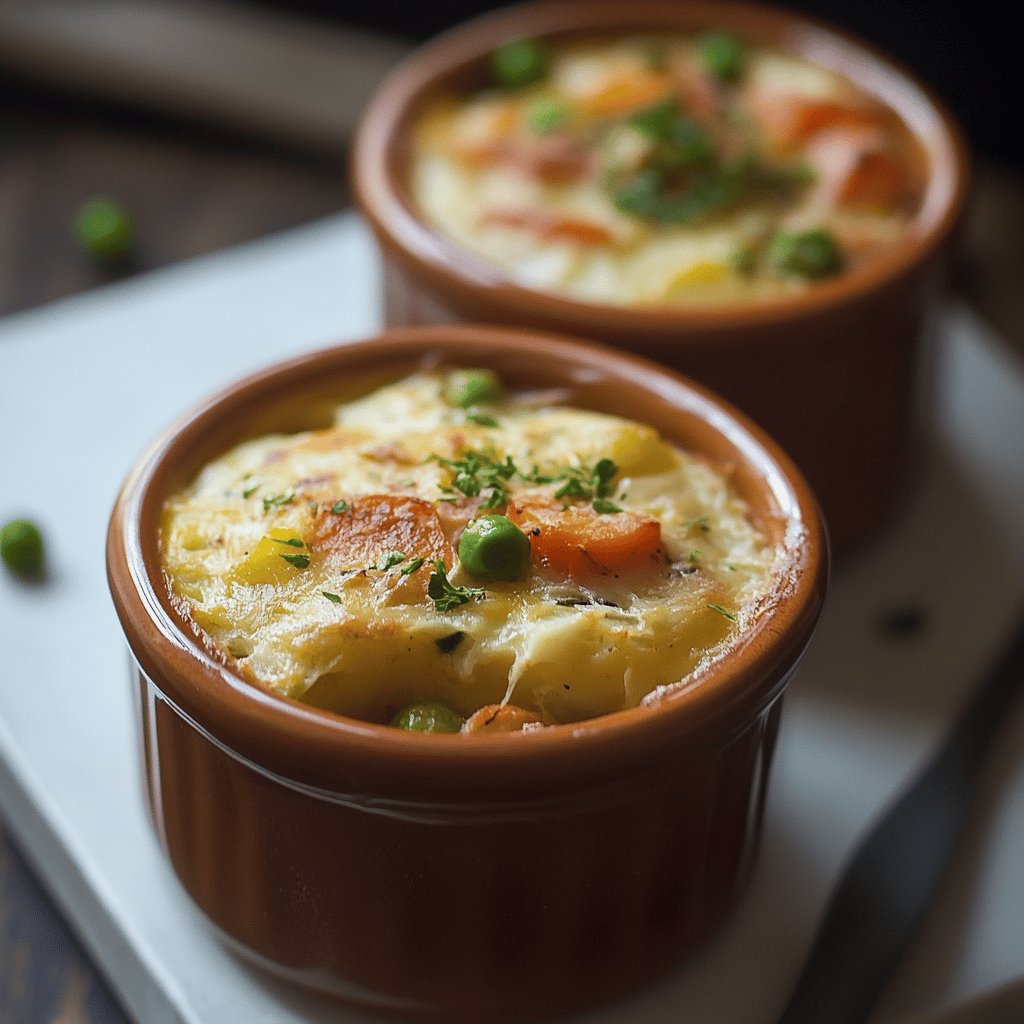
[162,372,776,726]
[411,33,921,306]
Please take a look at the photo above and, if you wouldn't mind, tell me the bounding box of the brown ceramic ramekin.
[107,325,826,1021]
[352,0,969,557]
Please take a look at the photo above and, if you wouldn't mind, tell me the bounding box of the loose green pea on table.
[1,518,45,577]
[74,196,135,262]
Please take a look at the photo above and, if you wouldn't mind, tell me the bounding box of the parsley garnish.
[321,590,342,603]
[400,556,426,576]
[683,515,710,531]
[466,411,500,428]
[376,550,406,571]
[271,536,305,548]
[435,449,516,510]
[688,550,701,562]
[330,500,348,514]
[547,458,620,512]
[242,484,259,499]
[262,491,295,513]
[280,552,311,570]
[707,603,737,622]
[427,560,484,612]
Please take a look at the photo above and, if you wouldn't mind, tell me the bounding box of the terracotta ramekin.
[352,0,969,558]
[107,325,826,1021]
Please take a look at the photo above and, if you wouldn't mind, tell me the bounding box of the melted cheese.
[411,34,920,306]
[162,373,776,725]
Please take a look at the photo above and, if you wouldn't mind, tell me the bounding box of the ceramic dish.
[107,324,826,1021]
[352,0,969,557]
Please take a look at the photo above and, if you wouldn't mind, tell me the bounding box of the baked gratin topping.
[162,369,776,731]
[412,31,922,306]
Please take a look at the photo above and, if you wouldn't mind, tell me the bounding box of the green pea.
[391,701,464,733]
[75,196,135,261]
[697,31,745,83]
[527,98,568,135]
[0,519,44,577]
[769,228,842,280]
[444,368,505,409]
[491,38,548,89]
[458,514,531,582]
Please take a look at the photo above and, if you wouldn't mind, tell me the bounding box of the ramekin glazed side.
[352,0,970,558]
[107,325,827,1021]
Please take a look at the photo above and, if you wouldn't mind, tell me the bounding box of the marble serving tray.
[1,213,1022,1024]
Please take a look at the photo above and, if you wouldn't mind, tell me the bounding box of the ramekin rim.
[107,324,828,782]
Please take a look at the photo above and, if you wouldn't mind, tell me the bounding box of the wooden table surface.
[1,65,1022,1024]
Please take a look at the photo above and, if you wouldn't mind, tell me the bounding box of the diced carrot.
[839,150,910,208]
[507,497,662,578]
[457,135,592,183]
[757,96,882,149]
[463,704,543,733]
[580,70,674,116]
[804,128,910,210]
[479,209,614,246]
[311,495,451,573]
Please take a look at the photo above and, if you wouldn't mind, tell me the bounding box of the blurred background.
[0,1,1020,1020]
[0,0,1021,345]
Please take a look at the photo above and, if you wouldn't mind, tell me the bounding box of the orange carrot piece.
[759,96,881,148]
[508,498,662,577]
[480,209,614,246]
[838,150,910,208]
[463,704,544,733]
[580,71,674,116]
[311,495,451,573]
[457,135,591,183]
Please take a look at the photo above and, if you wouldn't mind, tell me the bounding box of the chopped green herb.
[466,410,500,428]
[262,491,295,513]
[242,484,259,499]
[400,556,426,576]
[727,563,738,572]
[330,499,349,514]
[270,537,305,548]
[307,501,318,512]
[630,99,715,166]
[435,448,517,509]
[321,590,342,603]
[684,515,710,531]
[688,550,702,562]
[592,499,623,515]
[548,458,619,504]
[435,630,467,653]
[707,602,738,622]
[376,550,406,571]
[280,552,311,570]
[427,560,485,612]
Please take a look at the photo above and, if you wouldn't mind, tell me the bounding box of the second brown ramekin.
[352,0,969,557]
[107,325,826,1021]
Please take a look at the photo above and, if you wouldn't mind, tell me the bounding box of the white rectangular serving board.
[1,213,1023,1024]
